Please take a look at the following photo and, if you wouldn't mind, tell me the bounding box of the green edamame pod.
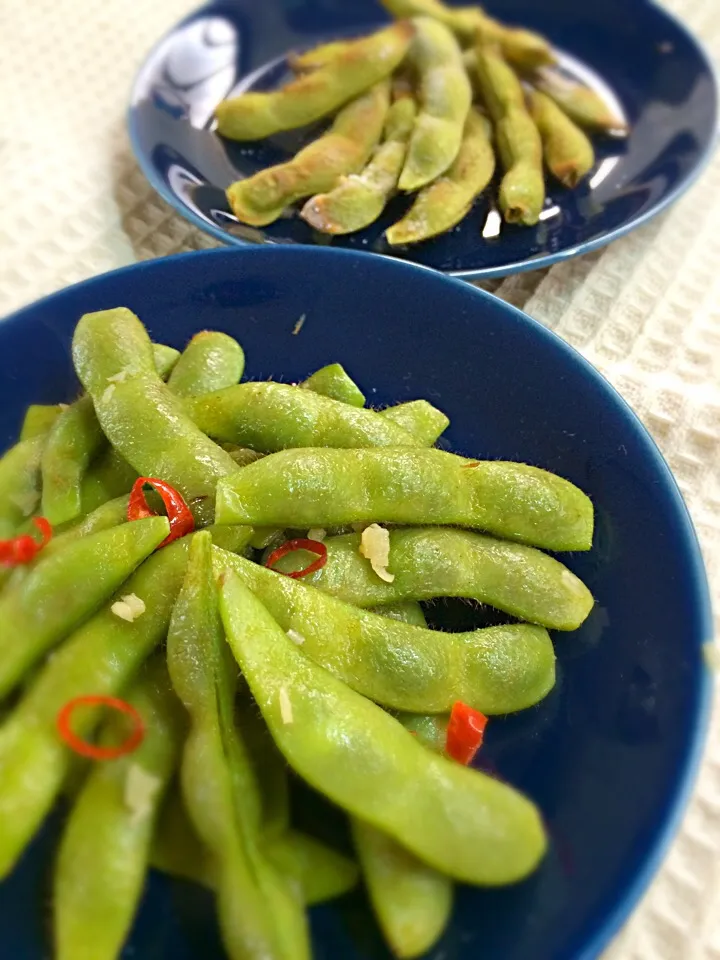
[379,400,450,445]
[220,572,548,885]
[529,88,595,187]
[301,94,417,234]
[72,308,238,502]
[214,549,556,715]
[289,39,352,73]
[20,404,63,440]
[227,82,391,227]
[215,448,594,552]
[473,46,544,226]
[399,18,471,191]
[186,381,421,451]
[387,109,495,245]
[379,0,554,69]
[54,659,184,960]
[0,434,46,537]
[40,343,180,527]
[353,819,453,959]
[533,69,628,134]
[0,537,192,878]
[373,600,427,627]
[301,363,366,407]
[78,448,138,517]
[216,22,413,140]
[272,527,594,630]
[225,446,266,468]
[167,532,310,960]
[398,713,448,753]
[0,516,169,700]
[150,789,215,887]
[168,331,245,398]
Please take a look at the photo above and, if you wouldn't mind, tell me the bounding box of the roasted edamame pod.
[40,343,180,527]
[214,549,556,715]
[167,532,310,960]
[53,659,184,960]
[72,308,238,502]
[533,69,628,134]
[215,448,594,552]
[186,381,421,451]
[301,94,417,234]
[219,572,548,886]
[528,88,595,187]
[216,22,413,140]
[289,39,353,73]
[387,109,495,244]
[271,527,594,630]
[353,819,453,959]
[0,516,169,701]
[473,45,544,225]
[301,363,366,408]
[399,18,471,191]
[227,82,391,227]
[168,330,245,398]
[0,537,192,877]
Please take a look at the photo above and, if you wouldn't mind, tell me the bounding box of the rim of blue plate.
[1,245,714,957]
[126,0,720,282]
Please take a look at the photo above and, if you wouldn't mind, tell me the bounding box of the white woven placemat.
[0,1,718,956]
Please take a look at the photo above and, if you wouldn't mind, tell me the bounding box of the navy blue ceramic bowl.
[0,248,712,960]
[128,0,718,279]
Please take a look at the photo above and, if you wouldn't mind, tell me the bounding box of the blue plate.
[128,0,718,280]
[0,247,712,959]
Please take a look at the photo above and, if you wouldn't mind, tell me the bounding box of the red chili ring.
[128,477,195,548]
[56,695,145,761]
[265,538,328,579]
[0,516,53,567]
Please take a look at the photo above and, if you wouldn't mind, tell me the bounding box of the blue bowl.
[0,247,712,960]
[128,0,718,280]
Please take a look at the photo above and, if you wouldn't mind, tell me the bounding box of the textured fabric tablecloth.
[1,1,718,956]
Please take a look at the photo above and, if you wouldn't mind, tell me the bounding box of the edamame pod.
[301,95,417,234]
[380,400,450,445]
[399,18,471,191]
[78,448,138,516]
[289,39,353,73]
[0,435,45,537]
[398,712,448,753]
[219,573,548,885]
[72,308,238,501]
[53,659,184,960]
[0,516,169,700]
[215,448,594,552]
[353,819,453,959]
[387,109,495,245]
[186,381,421,451]
[167,532,310,960]
[168,330,245,398]
[0,537,192,877]
[534,69,628,133]
[271,527,594,630]
[227,82,391,227]
[216,22,413,140]
[20,404,63,441]
[529,88,595,187]
[40,343,181,526]
[214,550,556,715]
[473,46,544,226]
[373,600,427,627]
[301,363,366,407]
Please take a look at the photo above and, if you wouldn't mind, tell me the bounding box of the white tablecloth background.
[0,1,718,956]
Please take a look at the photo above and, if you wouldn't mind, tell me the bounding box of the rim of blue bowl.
[126,0,720,282]
[1,245,714,958]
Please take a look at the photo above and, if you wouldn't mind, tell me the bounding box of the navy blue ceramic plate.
[128,0,718,280]
[0,248,712,959]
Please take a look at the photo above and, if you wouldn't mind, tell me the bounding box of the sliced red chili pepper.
[445,701,488,766]
[0,516,53,567]
[56,695,145,761]
[128,477,194,548]
[265,538,328,579]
